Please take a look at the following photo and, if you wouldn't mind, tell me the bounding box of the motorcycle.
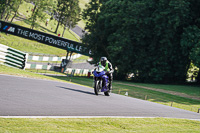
[93,66,110,96]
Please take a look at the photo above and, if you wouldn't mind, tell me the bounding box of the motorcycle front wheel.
[94,80,100,95]
[104,82,110,96]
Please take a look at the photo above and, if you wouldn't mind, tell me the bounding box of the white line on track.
[0,116,200,121]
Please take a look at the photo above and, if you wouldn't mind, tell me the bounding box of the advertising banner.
[0,21,91,55]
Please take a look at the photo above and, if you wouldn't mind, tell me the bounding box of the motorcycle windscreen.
[93,71,105,77]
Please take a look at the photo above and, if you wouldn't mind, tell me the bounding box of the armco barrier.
[0,44,27,69]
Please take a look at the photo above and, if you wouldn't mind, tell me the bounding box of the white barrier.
[0,44,27,69]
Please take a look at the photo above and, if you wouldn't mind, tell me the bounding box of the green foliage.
[0,0,9,19]
[54,0,81,34]
[181,26,200,68]
[28,0,56,29]
[0,0,24,21]
[187,62,199,81]
[83,0,200,83]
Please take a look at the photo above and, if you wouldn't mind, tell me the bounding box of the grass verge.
[0,64,67,82]
[115,81,200,97]
[0,118,200,133]
[26,69,66,76]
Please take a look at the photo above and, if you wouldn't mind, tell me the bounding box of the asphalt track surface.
[0,74,200,120]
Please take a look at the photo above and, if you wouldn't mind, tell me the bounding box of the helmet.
[100,57,107,66]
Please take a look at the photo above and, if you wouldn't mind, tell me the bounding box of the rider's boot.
[109,80,112,91]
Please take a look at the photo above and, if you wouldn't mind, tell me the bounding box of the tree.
[10,0,23,22]
[54,0,81,34]
[0,0,23,22]
[61,0,81,37]
[29,0,56,29]
[0,0,11,20]
[83,0,200,83]
[181,26,200,83]
[82,0,109,63]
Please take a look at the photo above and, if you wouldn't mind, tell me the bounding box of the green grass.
[115,81,200,97]
[0,64,58,80]
[112,83,200,113]
[26,69,66,76]
[0,33,67,56]
[0,118,200,132]
[17,1,34,18]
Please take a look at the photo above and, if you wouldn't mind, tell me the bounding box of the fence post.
[171,101,173,107]
[145,95,148,100]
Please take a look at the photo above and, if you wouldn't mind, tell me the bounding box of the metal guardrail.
[0,44,28,69]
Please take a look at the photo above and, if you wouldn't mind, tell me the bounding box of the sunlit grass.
[0,118,199,133]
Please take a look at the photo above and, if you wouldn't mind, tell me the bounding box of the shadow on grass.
[39,25,55,34]
[23,19,55,34]
[56,86,95,96]
[24,19,32,25]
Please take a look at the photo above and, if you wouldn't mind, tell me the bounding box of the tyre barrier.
[0,44,28,69]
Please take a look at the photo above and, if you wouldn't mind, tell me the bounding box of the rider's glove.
[106,71,110,75]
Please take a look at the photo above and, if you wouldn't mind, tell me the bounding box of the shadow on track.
[57,86,95,95]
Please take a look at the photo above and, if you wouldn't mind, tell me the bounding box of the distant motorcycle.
[93,66,110,96]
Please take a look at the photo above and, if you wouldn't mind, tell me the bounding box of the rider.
[97,57,114,90]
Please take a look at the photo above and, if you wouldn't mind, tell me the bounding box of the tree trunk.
[1,0,10,19]
[11,11,17,22]
[4,13,9,21]
[1,9,6,19]
[11,0,22,23]
[62,26,66,37]
[55,20,60,34]
[31,5,37,17]
[30,5,37,29]
[1,6,7,19]
[30,7,38,29]
[55,11,63,34]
